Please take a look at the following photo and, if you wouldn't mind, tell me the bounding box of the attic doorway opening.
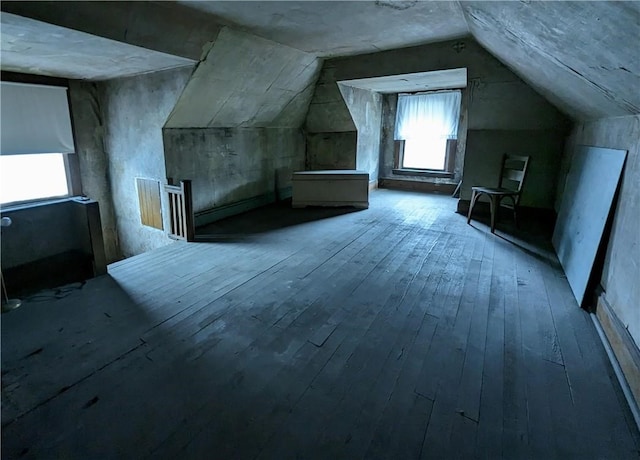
[395,90,462,171]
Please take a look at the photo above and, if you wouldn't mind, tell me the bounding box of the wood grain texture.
[596,294,640,431]
[136,177,163,230]
[1,190,638,459]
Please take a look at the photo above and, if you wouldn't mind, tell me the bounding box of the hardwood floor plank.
[150,201,437,457]
[411,229,474,396]
[541,263,640,457]
[143,210,396,344]
[255,213,441,459]
[449,232,494,455]
[500,242,529,457]
[418,233,480,457]
[314,234,452,458]
[363,317,438,460]
[2,190,638,459]
[514,248,557,457]
[476,234,508,458]
[454,233,493,423]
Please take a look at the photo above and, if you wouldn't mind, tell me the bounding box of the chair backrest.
[498,154,530,197]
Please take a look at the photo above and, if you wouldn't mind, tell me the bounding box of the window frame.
[0,153,81,208]
[393,138,458,178]
[0,72,81,209]
[391,88,463,178]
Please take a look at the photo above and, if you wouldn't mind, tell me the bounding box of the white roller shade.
[1,81,75,155]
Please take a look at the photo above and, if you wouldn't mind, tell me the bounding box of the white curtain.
[394,90,461,141]
[0,81,75,155]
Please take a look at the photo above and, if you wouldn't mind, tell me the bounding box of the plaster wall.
[100,67,193,258]
[305,38,568,186]
[0,200,82,269]
[0,198,105,293]
[463,130,566,209]
[306,132,356,171]
[561,115,640,347]
[338,85,383,180]
[69,81,120,262]
[162,27,318,222]
[163,128,304,214]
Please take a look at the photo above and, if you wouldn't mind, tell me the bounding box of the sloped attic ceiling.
[461,1,640,120]
[0,12,194,80]
[179,0,470,56]
[165,27,320,128]
[2,1,638,121]
[179,0,639,121]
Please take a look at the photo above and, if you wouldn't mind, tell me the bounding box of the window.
[394,90,461,172]
[0,154,70,205]
[0,81,77,206]
[402,137,449,170]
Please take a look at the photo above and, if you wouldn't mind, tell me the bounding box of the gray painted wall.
[463,130,566,209]
[100,66,193,258]
[162,27,318,223]
[1,200,84,269]
[307,38,569,130]
[163,128,305,214]
[561,115,640,347]
[338,85,383,180]
[306,132,356,171]
[305,61,358,173]
[306,64,356,134]
[69,81,120,262]
[305,38,569,190]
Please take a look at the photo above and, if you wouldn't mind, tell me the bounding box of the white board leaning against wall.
[553,145,627,307]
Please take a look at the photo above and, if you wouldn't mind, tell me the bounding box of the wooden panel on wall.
[596,294,640,415]
[136,178,163,230]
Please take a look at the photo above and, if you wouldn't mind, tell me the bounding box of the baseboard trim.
[292,200,368,209]
[593,294,640,431]
[378,178,457,194]
[194,187,291,227]
[369,179,378,191]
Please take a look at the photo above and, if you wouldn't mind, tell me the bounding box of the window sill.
[0,195,83,212]
[392,168,453,179]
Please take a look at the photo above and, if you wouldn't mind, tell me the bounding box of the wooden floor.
[2,190,639,459]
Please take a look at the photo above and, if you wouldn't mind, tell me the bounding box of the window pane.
[0,153,69,205]
[402,137,448,170]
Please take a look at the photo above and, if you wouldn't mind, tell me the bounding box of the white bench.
[292,170,370,209]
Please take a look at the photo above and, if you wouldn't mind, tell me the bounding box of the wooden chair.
[467,154,530,233]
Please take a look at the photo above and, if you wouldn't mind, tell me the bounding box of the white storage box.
[292,170,370,209]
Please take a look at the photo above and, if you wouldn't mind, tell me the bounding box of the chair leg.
[467,190,479,224]
[489,195,499,233]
